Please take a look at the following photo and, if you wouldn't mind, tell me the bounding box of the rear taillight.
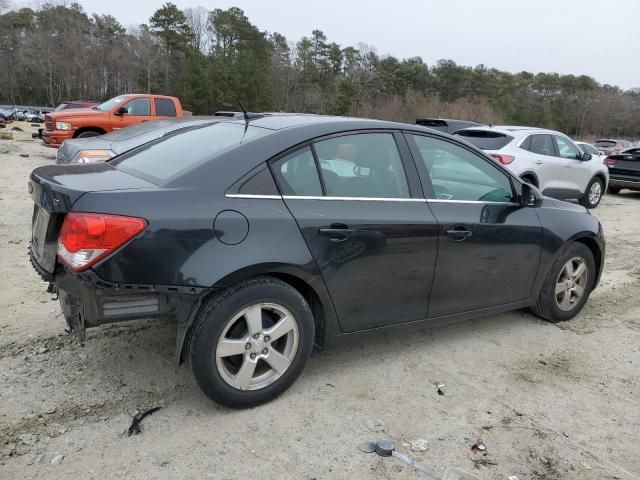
[604,157,616,166]
[490,154,515,165]
[57,213,147,271]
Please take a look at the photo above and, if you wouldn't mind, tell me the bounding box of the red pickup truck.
[43,94,185,147]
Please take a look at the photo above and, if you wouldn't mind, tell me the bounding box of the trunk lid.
[29,163,156,273]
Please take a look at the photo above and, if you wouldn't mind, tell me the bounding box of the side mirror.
[520,182,543,208]
[581,152,592,161]
[114,106,127,116]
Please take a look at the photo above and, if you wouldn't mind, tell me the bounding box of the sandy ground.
[0,125,639,480]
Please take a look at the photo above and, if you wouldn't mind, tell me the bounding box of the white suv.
[455,126,609,208]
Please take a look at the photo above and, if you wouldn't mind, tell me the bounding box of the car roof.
[224,114,424,132]
[456,125,566,137]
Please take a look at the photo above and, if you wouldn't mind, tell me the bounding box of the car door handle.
[445,228,472,242]
[534,160,544,165]
[319,224,354,242]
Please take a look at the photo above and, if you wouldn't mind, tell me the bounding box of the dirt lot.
[1,127,639,480]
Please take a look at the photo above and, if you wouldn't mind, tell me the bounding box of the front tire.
[76,130,102,138]
[579,177,604,208]
[530,242,595,322]
[188,277,314,408]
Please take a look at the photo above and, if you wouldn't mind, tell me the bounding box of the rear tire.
[579,177,604,208]
[187,277,314,408]
[530,242,595,323]
[607,186,621,195]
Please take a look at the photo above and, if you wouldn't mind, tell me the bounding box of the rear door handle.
[319,224,354,242]
[534,160,544,165]
[445,228,472,242]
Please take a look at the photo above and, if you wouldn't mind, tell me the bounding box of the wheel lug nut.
[250,353,256,360]
[264,336,270,342]
[262,348,268,354]
[245,343,251,350]
[253,333,260,339]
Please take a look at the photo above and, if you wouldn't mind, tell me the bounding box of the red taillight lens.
[604,156,616,166]
[490,154,515,165]
[57,213,147,271]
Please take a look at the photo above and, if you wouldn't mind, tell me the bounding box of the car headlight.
[71,149,114,164]
[56,121,72,131]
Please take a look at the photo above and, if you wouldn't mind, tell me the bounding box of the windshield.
[112,122,271,182]
[96,95,128,112]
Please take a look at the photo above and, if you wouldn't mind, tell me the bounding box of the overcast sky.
[14,0,640,89]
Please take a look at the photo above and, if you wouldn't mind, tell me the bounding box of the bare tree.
[184,6,209,53]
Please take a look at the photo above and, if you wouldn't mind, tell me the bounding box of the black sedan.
[605,146,640,194]
[28,115,605,407]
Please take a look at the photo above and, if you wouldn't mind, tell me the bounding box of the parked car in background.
[575,141,605,162]
[416,118,481,134]
[29,114,605,407]
[605,147,640,194]
[455,126,609,208]
[594,138,632,156]
[54,100,99,112]
[42,94,185,147]
[56,117,218,164]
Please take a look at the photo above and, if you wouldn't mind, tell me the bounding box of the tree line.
[1,2,638,139]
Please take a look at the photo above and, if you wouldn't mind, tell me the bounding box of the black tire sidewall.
[77,131,101,138]
[539,243,596,322]
[189,278,314,408]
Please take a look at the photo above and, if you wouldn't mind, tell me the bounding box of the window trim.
[404,131,518,203]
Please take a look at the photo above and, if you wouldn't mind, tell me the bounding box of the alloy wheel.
[555,257,589,312]
[588,181,602,205]
[215,303,299,391]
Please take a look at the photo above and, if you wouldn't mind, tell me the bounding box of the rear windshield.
[595,140,617,148]
[455,130,514,150]
[112,123,270,182]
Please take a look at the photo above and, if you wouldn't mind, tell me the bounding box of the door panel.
[283,199,438,331]
[426,202,541,317]
[407,133,542,317]
[271,132,439,332]
[553,136,591,192]
[111,97,152,130]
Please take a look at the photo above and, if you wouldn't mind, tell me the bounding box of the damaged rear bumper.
[29,246,211,343]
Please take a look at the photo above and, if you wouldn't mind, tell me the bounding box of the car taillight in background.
[57,213,147,271]
[490,154,515,165]
[604,157,616,166]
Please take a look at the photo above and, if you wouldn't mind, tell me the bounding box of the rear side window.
[314,133,410,198]
[271,147,323,196]
[155,98,177,117]
[113,123,269,182]
[455,130,514,150]
[527,135,555,156]
[595,140,616,148]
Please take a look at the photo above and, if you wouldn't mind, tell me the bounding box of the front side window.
[313,133,409,198]
[122,98,151,116]
[271,147,323,196]
[411,135,513,203]
[554,136,581,159]
[528,134,555,156]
